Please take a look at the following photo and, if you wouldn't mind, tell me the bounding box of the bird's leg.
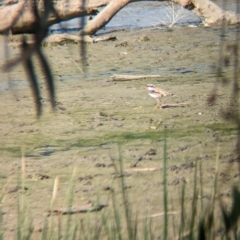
[154,99,160,110]
[157,98,161,109]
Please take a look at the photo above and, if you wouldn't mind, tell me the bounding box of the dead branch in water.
[110,74,161,81]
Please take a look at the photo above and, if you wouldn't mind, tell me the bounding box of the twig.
[94,35,117,42]
[70,58,84,73]
[45,204,107,216]
[147,211,178,218]
[126,167,160,172]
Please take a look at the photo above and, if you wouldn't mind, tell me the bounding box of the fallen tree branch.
[43,33,116,45]
[45,204,107,216]
[174,0,240,25]
[0,0,102,34]
[161,103,190,108]
[8,34,117,47]
[110,74,161,81]
[94,34,117,42]
[1,0,240,35]
[80,0,133,35]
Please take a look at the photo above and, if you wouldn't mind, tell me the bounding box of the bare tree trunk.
[174,0,240,24]
[0,0,107,34]
[79,0,134,35]
[80,0,240,35]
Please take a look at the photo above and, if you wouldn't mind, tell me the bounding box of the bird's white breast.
[148,90,161,99]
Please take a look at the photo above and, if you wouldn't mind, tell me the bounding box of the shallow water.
[49,1,201,33]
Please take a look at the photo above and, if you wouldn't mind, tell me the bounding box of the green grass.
[0,147,21,157]
[1,134,240,240]
[207,122,237,134]
[71,127,207,147]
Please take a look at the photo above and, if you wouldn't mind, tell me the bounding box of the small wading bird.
[146,84,172,109]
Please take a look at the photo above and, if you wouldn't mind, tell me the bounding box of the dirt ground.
[0,23,239,238]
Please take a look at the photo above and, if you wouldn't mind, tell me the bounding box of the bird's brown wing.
[155,87,172,96]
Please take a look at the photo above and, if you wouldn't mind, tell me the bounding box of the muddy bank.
[0,25,239,238]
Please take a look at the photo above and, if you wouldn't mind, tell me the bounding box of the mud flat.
[0,24,239,238]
